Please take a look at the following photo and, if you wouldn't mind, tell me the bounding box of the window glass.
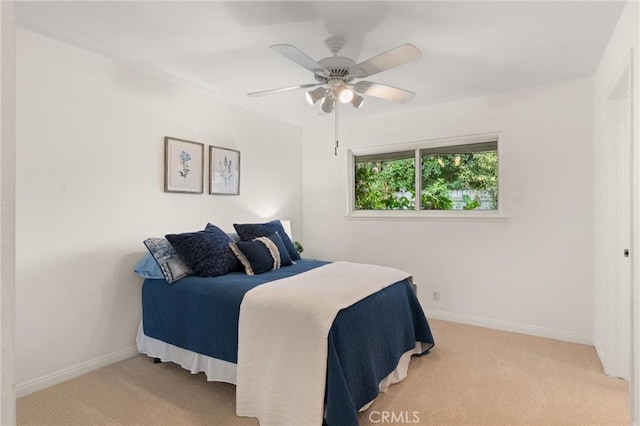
[354,151,415,210]
[421,142,498,210]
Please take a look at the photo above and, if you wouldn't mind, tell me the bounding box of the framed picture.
[209,146,240,195]
[164,137,204,194]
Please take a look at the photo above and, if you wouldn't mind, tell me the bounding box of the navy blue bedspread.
[142,260,434,426]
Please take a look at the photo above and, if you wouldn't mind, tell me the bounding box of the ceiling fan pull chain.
[334,101,339,156]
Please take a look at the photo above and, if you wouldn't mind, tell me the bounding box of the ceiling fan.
[248,36,422,113]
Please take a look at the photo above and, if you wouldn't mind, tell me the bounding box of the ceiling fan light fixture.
[305,87,326,105]
[321,94,335,113]
[338,87,354,103]
[350,94,364,109]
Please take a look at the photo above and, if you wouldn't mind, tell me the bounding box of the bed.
[136,222,434,426]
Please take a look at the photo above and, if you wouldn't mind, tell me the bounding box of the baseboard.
[16,345,139,397]
[425,309,594,346]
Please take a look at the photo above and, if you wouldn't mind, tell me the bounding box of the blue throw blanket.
[141,259,434,425]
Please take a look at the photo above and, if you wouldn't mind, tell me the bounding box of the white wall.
[592,0,639,420]
[0,1,16,422]
[15,28,303,394]
[302,78,594,342]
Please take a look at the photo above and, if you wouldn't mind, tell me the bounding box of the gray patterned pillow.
[143,237,194,284]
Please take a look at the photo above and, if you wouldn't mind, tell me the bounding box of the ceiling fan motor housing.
[315,56,356,83]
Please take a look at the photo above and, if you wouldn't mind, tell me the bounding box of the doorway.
[607,59,633,381]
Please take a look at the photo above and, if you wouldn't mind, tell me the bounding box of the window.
[355,151,415,210]
[420,142,498,210]
[350,134,499,217]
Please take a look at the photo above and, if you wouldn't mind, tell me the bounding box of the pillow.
[267,232,293,266]
[133,252,165,279]
[234,220,300,261]
[143,237,194,283]
[166,224,239,277]
[229,235,283,275]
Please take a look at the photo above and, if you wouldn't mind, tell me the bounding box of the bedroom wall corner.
[15,28,303,394]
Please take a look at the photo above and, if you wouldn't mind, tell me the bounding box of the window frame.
[347,132,505,221]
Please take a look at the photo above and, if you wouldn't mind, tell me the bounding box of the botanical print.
[210,147,240,195]
[164,137,204,194]
[179,151,191,179]
[217,155,233,186]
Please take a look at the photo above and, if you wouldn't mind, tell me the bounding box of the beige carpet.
[17,320,628,425]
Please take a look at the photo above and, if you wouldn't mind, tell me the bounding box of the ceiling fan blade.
[247,83,323,97]
[349,44,421,79]
[353,81,415,103]
[271,44,328,76]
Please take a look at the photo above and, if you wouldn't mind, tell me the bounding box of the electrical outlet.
[432,291,440,302]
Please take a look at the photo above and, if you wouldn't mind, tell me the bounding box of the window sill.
[344,210,507,222]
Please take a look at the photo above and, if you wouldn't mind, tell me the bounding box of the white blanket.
[235,261,411,426]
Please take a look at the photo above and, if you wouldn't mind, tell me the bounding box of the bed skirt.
[136,321,422,412]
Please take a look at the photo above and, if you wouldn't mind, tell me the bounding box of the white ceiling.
[17,1,625,129]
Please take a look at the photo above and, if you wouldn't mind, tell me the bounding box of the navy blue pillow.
[229,239,277,275]
[234,220,300,261]
[268,232,293,266]
[165,224,239,277]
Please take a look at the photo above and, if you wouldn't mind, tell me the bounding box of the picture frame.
[164,137,204,194]
[209,146,240,195]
